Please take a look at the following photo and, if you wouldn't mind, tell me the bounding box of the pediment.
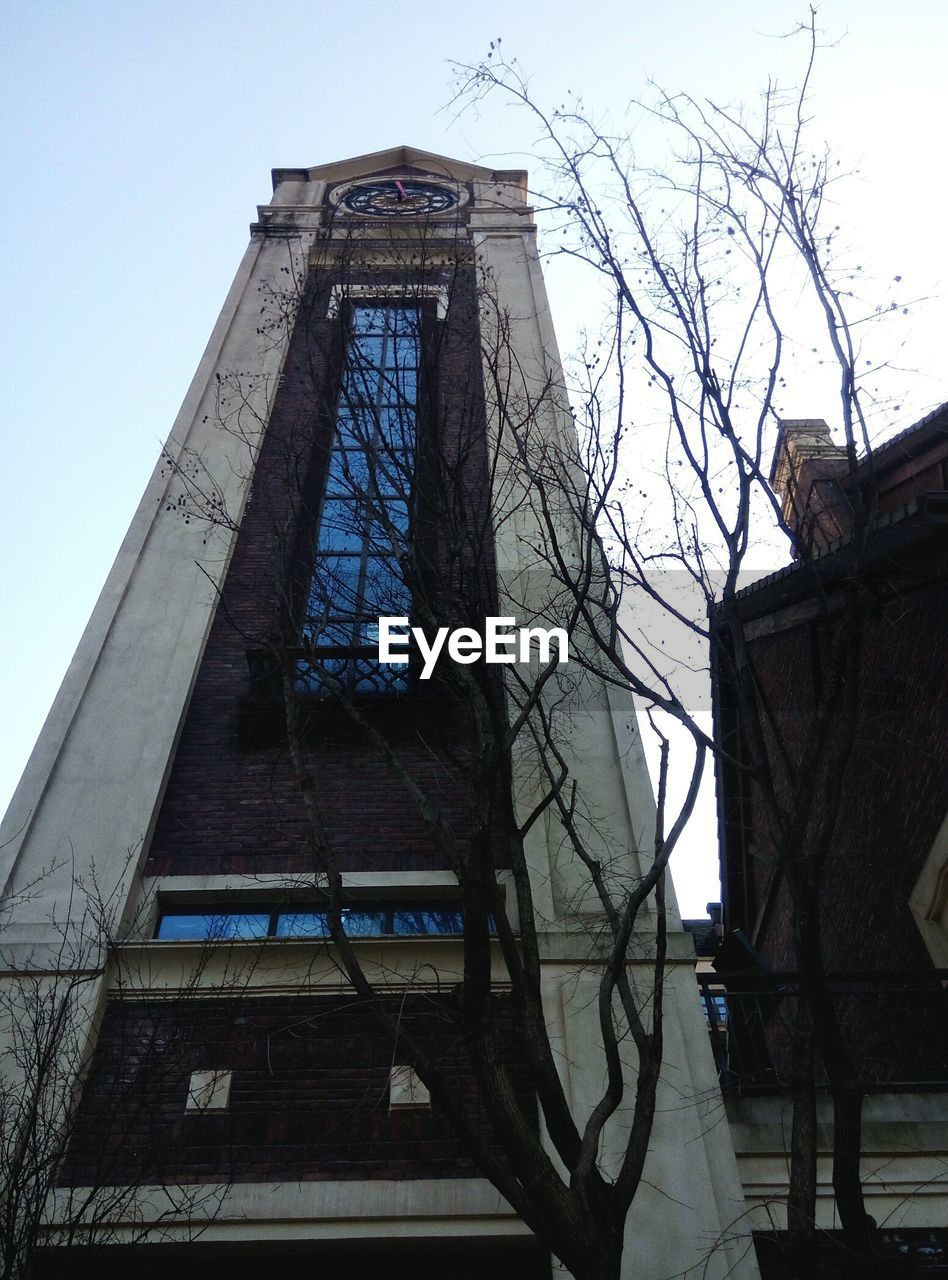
[272,145,521,191]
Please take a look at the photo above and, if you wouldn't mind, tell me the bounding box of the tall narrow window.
[299,304,420,695]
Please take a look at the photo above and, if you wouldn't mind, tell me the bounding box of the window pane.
[384,338,418,369]
[317,499,366,552]
[343,365,382,404]
[307,555,362,615]
[335,410,369,447]
[369,500,409,546]
[157,913,270,941]
[327,448,370,495]
[302,619,357,646]
[392,909,465,935]
[372,450,410,497]
[350,306,390,335]
[381,367,416,404]
[340,910,387,936]
[377,407,415,451]
[276,912,331,939]
[157,914,211,941]
[352,334,385,367]
[361,557,410,616]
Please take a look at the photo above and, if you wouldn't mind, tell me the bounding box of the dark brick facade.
[147,251,506,878]
[62,992,535,1186]
[102,226,542,1206]
[715,407,948,1088]
[731,538,948,975]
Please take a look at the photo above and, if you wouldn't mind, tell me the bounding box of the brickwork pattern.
[61,991,535,1186]
[147,258,504,878]
[724,536,948,1087]
[743,541,948,977]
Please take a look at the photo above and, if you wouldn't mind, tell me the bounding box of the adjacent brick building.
[712,407,948,1273]
[716,407,948,981]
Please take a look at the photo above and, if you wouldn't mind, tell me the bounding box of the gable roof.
[272,145,524,192]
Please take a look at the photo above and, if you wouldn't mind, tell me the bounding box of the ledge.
[43,1177,530,1244]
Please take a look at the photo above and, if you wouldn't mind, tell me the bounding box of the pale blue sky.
[1,0,945,913]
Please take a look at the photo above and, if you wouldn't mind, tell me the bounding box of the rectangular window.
[156,903,470,942]
[299,304,421,696]
[156,912,270,942]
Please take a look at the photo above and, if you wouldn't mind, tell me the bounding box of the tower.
[0,148,754,1279]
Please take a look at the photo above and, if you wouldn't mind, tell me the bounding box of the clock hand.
[394,180,407,203]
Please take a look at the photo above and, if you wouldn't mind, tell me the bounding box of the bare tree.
[444,11,938,1276]
[149,22,941,1272]
[0,868,245,1278]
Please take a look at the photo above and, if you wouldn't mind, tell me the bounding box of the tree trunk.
[787,997,817,1275]
[794,887,877,1264]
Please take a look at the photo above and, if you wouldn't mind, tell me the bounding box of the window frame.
[155,901,471,942]
[297,297,439,698]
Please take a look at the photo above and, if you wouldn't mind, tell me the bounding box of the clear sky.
[1,0,945,915]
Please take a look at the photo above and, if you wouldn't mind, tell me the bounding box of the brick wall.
[717,535,948,1088]
[740,540,948,975]
[61,991,535,1186]
[146,257,507,878]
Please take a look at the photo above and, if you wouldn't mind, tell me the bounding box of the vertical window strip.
[300,305,420,695]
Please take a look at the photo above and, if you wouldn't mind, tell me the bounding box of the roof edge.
[272,145,524,192]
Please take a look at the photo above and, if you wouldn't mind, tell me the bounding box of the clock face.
[341,180,457,217]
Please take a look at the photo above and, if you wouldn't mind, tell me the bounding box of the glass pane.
[381,367,416,404]
[340,910,387,936]
[376,499,409,536]
[276,912,331,939]
[384,337,418,369]
[371,449,410,497]
[335,410,370,447]
[360,617,409,647]
[301,619,357,646]
[389,307,421,338]
[350,306,390,335]
[157,914,211,941]
[392,909,465,935]
[327,448,369,495]
[318,499,366,552]
[361,556,410,615]
[157,913,270,941]
[308,555,362,614]
[342,364,382,403]
[352,334,384,367]
[378,407,415,452]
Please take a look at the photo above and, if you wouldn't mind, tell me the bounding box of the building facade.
[712,408,948,1274]
[0,149,755,1279]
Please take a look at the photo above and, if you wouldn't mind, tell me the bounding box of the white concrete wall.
[0,227,312,959]
[728,1092,948,1233]
[470,174,759,1278]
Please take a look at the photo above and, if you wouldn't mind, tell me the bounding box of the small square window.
[186,1069,232,1112]
[389,1064,429,1108]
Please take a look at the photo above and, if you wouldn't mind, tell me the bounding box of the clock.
[340,180,457,217]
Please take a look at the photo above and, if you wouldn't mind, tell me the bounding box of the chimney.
[770,419,849,552]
